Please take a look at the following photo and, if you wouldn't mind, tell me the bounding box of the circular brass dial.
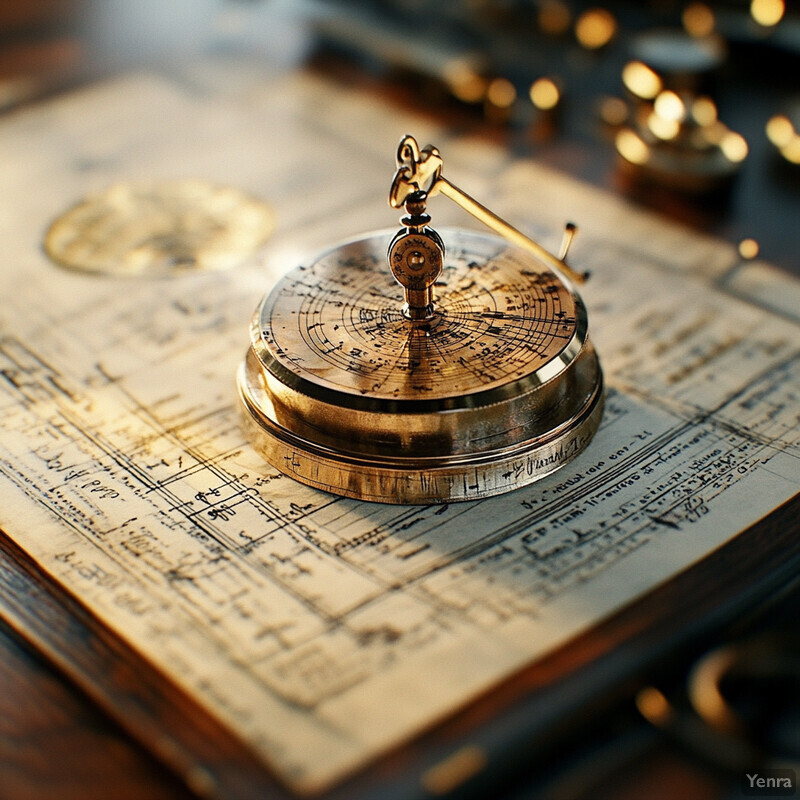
[239,229,604,504]
[254,229,584,402]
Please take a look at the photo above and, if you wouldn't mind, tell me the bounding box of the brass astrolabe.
[238,135,604,503]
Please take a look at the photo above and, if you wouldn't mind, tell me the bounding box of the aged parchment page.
[1,63,799,793]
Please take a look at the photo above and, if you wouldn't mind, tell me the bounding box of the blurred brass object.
[45,179,274,276]
[238,137,604,503]
[615,89,747,194]
[613,31,746,195]
[638,636,800,773]
[766,103,800,165]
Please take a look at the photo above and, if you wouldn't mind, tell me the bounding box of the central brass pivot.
[388,190,444,320]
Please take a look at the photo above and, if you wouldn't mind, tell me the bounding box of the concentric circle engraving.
[257,229,582,402]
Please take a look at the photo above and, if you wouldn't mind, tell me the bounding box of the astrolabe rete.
[238,136,604,503]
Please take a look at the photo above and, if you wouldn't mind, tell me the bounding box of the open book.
[1,62,798,798]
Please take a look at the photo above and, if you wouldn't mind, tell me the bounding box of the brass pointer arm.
[434,180,587,284]
[389,134,588,285]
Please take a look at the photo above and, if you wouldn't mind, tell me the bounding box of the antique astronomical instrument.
[238,135,604,503]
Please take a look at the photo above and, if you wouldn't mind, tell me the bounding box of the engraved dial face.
[254,229,585,403]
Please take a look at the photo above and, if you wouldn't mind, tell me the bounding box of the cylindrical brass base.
[237,342,604,504]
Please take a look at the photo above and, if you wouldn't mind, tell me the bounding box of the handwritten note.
[0,64,798,793]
